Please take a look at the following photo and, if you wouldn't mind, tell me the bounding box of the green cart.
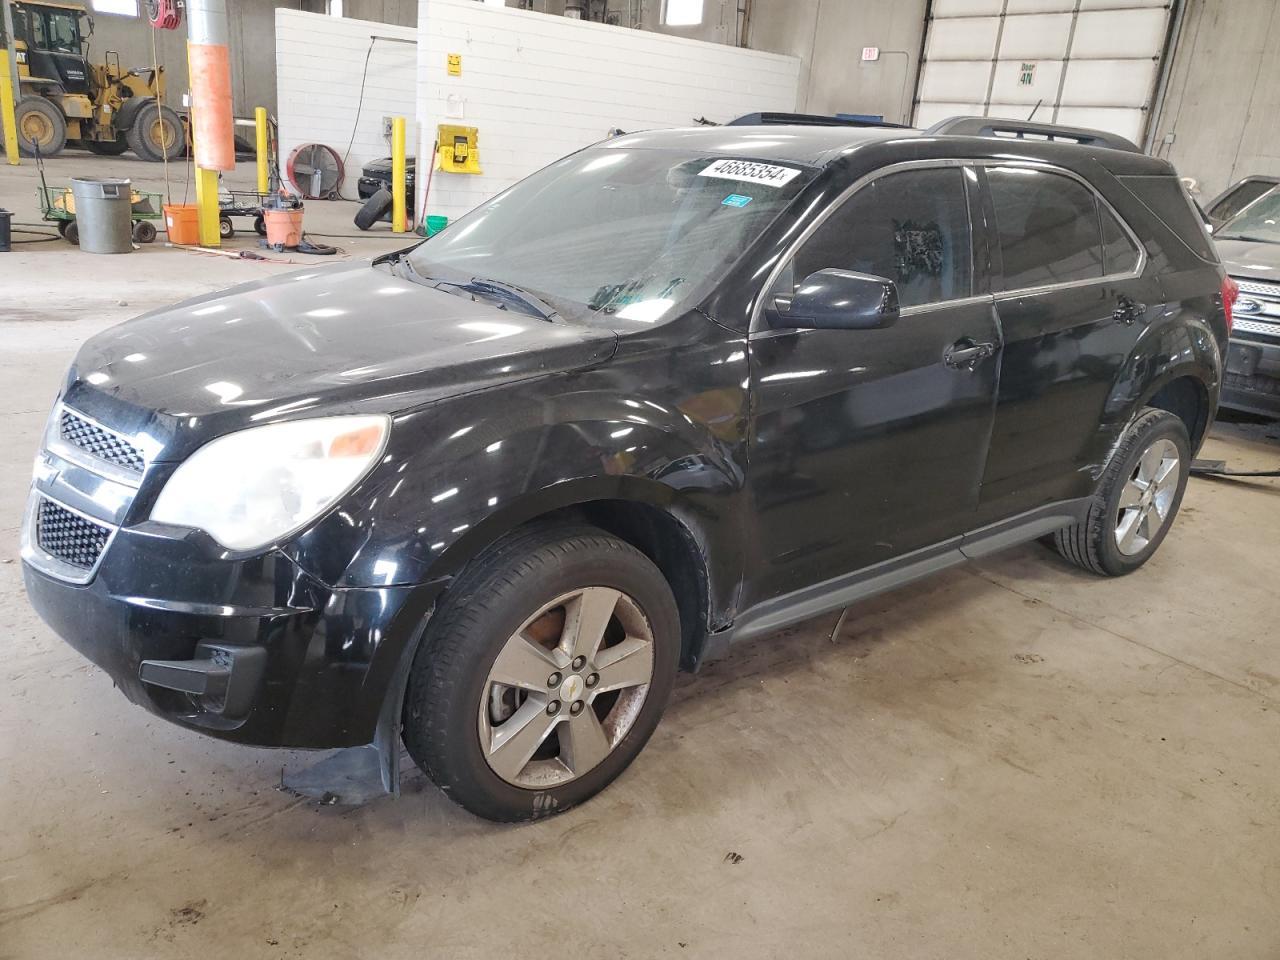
[38,184,164,245]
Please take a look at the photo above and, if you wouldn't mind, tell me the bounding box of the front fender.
[284,313,751,621]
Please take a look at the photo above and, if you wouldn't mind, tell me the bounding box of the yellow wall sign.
[447,53,462,76]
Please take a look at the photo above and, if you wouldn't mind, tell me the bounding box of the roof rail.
[923,116,1141,153]
[728,112,911,130]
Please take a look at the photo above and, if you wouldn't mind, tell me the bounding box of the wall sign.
[448,53,462,76]
[1019,62,1036,86]
[862,47,880,61]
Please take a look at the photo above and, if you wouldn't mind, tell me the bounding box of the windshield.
[1217,185,1280,243]
[408,146,817,323]
[32,8,81,53]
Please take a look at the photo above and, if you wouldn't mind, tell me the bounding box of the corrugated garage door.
[914,0,1175,146]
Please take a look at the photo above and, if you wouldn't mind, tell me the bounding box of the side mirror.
[767,268,899,331]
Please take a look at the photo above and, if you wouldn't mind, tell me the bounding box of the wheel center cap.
[559,674,585,703]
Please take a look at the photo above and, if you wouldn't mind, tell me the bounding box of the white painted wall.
[275,9,418,199]
[414,0,801,223]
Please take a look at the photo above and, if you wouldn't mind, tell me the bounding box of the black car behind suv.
[23,118,1232,822]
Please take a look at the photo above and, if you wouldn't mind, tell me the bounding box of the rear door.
[977,163,1159,523]
[743,163,1002,606]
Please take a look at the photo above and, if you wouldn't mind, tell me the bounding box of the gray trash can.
[70,177,133,254]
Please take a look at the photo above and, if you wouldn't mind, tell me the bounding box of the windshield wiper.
[1218,233,1278,244]
[442,277,562,322]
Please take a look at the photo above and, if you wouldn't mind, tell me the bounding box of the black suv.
[22,119,1232,822]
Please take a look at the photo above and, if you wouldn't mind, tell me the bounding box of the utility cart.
[217,188,272,239]
[38,184,163,245]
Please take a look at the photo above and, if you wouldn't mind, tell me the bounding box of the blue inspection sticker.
[722,194,753,208]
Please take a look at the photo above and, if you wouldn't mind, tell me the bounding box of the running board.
[701,499,1089,663]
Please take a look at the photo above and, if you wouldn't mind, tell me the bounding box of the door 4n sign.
[1019,62,1036,86]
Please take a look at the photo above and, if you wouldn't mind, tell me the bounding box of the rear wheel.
[132,220,157,243]
[15,97,67,157]
[126,104,184,161]
[61,220,79,245]
[403,525,680,822]
[1050,408,1190,576]
[219,215,235,239]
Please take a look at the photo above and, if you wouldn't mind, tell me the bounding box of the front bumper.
[20,407,444,748]
[22,529,442,748]
[1221,335,1280,418]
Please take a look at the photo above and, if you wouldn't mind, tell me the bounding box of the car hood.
[64,261,616,460]
[1215,238,1280,282]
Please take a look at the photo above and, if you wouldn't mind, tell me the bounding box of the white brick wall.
[276,10,417,201]
[276,4,800,220]
[415,0,800,222]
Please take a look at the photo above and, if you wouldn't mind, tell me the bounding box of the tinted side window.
[1100,205,1140,275]
[788,167,973,308]
[988,168,1103,290]
[1120,175,1218,262]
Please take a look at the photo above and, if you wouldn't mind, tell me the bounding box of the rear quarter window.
[1119,175,1218,263]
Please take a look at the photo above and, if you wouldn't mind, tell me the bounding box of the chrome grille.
[1231,277,1280,339]
[59,409,145,473]
[36,497,112,570]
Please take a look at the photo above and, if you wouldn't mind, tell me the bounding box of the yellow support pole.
[195,166,220,246]
[0,49,18,165]
[391,116,407,234]
[254,106,269,195]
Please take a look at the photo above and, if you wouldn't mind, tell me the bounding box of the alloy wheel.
[478,587,655,789]
[1114,437,1181,556]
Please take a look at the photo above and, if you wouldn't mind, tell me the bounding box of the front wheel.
[403,525,680,822]
[1050,408,1191,576]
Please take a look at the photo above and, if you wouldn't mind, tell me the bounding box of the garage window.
[787,167,973,309]
[989,167,1104,291]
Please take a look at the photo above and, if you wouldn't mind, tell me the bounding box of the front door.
[743,164,1001,608]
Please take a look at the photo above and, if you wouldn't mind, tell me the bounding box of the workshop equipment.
[163,203,200,245]
[0,208,11,251]
[435,123,481,174]
[10,0,186,160]
[68,176,132,253]
[37,153,161,244]
[286,143,344,199]
[261,190,304,250]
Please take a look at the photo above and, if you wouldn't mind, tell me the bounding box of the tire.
[353,188,392,231]
[126,104,184,161]
[253,215,267,237]
[403,524,681,822]
[15,97,67,157]
[1050,408,1191,577]
[219,215,235,239]
[62,220,79,245]
[132,220,157,244]
[86,138,129,156]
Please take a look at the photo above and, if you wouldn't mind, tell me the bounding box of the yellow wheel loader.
[11,0,185,160]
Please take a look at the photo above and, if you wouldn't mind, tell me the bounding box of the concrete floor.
[3,151,1280,959]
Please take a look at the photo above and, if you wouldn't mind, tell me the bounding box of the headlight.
[150,415,390,551]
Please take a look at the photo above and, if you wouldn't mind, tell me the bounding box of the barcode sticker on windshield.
[698,159,801,188]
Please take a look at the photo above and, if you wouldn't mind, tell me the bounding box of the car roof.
[599,125,919,167]
[598,123,1171,176]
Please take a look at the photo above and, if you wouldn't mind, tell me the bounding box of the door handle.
[1112,296,1147,324]
[944,340,996,370]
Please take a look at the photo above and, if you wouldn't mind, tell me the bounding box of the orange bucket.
[163,204,200,245]
[263,207,304,248]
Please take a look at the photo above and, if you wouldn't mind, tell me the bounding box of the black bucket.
[0,208,11,252]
